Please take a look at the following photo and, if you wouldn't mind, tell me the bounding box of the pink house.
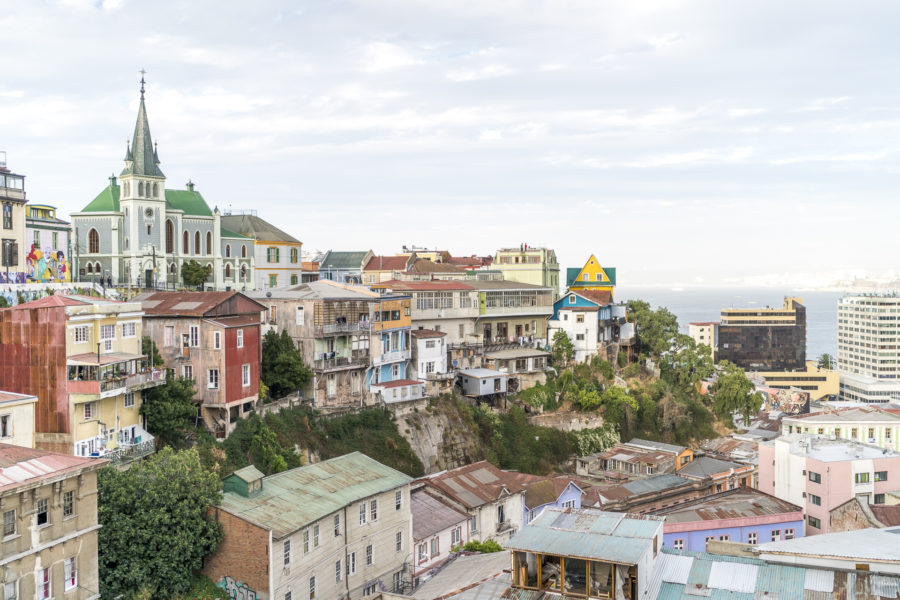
[410,488,469,588]
[759,434,900,535]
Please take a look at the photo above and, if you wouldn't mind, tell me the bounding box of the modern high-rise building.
[717,297,806,371]
[837,294,900,403]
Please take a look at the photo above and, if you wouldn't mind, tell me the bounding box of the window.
[576,333,585,341]
[63,490,74,517]
[396,530,403,552]
[194,231,201,254]
[470,514,477,532]
[237,329,244,348]
[88,228,99,253]
[291,248,298,263]
[313,524,319,547]
[395,490,402,511]
[100,324,115,341]
[183,365,193,380]
[673,539,684,550]
[393,571,402,593]
[359,502,367,525]
[269,305,278,323]
[418,543,427,563]
[242,364,250,387]
[284,539,291,565]
[65,557,77,591]
[242,244,247,258]
[425,340,436,349]
[83,402,95,420]
[335,559,342,583]
[875,471,888,482]
[36,498,48,526]
[2,204,11,229]
[124,392,135,408]
[74,326,89,343]
[366,543,374,565]
[430,537,439,557]
[3,580,16,600]
[214,331,221,349]
[208,369,219,389]
[3,509,15,536]
[808,471,822,484]
[809,494,821,506]
[364,583,377,595]
[269,274,278,288]
[309,576,316,600]
[808,516,821,529]
[348,552,356,575]
[183,231,189,255]
[876,493,886,504]
[452,526,461,545]
[569,295,576,304]
[576,314,584,323]
[370,498,378,521]
[206,232,212,255]
[225,244,231,258]
[705,536,715,549]
[748,532,757,545]
[122,322,136,338]
[770,530,781,541]
[38,567,50,599]
[189,325,199,347]
[497,503,505,524]
[785,528,795,540]
[855,472,870,484]
[303,529,310,553]
[285,593,291,600]
[165,219,174,253]
[0,415,10,438]
[719,535,730,541]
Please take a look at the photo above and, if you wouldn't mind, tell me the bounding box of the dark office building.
[717,297,806,371]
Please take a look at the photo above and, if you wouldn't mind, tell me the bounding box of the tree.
[663,334,714,388]
[817,353,834,370]
[182,260,212,289]
[261,330,313,400]
[250,426,289,474]
[627,300,679,358]
[140,376,197,448]
[98,447,223,599]
[141,336,164,368]
[551,330,575,366]
[712,360,763,426]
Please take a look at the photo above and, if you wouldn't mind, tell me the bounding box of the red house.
[136,291,265,437]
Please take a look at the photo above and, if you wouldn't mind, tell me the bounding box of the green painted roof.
[218,452,412,539]
[320,251,370,270]
[566,266,616,287]
[120,95,165,178]
[221,227,251,240]
[80,183,214,217]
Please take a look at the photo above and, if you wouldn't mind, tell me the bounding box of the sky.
[2,0,900,288]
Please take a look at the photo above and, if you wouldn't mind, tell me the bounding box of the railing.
[424,372,456,381]
[449,340,484,350]
[496,520,515,534]
[314,322,370,336]
[103,439,156,466]
[373,349,410,365]
[98,369,167,393]
[314,355,369,371]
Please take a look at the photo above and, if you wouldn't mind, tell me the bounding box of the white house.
[410,488,470,588]
[411,329,453,396]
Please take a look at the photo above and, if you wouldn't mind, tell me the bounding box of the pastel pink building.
[759,434,900,535]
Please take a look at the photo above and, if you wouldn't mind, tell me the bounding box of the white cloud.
[361,42,424,72]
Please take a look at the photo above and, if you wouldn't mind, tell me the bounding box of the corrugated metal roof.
[803,569,834,593]
[661,553,695,585]
[758,527,900,562]
[623,474,692,495]
[755,564,805,600]
[709,563,759,593]
[872,575,899,599]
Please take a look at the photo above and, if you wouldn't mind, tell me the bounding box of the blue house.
[548,289,633,363]
[509,473,585,525]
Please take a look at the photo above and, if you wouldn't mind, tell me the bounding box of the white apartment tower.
[837,294,900,403]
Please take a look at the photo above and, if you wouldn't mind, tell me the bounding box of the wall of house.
[0,398,37,448]
[829,499,882,532]
[413,520,467,579]
[24,224,72,282]
[254,241,303,289]
[663,517,805,551]
[524,484,583,525]
[411,318,476,345]
[224,324,260,407]
[782,417,900,450]
[465,492,525,544]
[204,507,271,599]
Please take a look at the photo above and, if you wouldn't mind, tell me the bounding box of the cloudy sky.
[2,0,899,287]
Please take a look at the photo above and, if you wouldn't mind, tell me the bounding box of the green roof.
[221,227,251,240]
[80,183,214,217]
[566,266,616,287]
[219,452,412,539]
[321,251,370,270]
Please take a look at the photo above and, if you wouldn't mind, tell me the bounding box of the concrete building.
[24,204,72,283]
[652,488,804,551]
[565,254,616,299]
[221,212,303,289]
[677,456,756,492]
[751,360,840,402]
[0,153,27,284]
[837,294,900,403]
[410,488,469,587]
[70,82,253,290]
[493,245,560,291]
[548,289,634,364]
[0,391,38,448]
[781,405,900,451]
[420,461,525,544]
[203,452,414,600]
[0,295,163,458]
[688,321,718,356]
[318,250,373,284]
[0,443,106,600]
[410,329,453,397]
[136,291,264,436]
[506,508,664,600]
[717,297,807,371]
[759,434,900,534]
[576,439,694,480]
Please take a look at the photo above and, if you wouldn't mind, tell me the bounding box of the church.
[71,80,255,290]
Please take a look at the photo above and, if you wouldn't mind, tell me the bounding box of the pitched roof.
[422,460,525,509]
[136,291,264,316]
[220,214,300,244]
[411,489,469,540]
[406,258,467,274]
[411,329,447,339]
[218,452,413,539]
[363,255,410,271]
[220,227,251,240]
[121,95,165,178]
[677,456,746,478]
[757,526,900,563]
[80,183,215,216]
[651,488,802,523]
[572,289,612,306]
[504,474,582,509]
[0,443,104,492]
[372,279,474,291]
[0,391,37,405]
[319,251,370,270]
[871,504,900,527]
[2,294,90,310]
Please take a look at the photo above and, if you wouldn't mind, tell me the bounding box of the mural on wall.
[759,387,810,415]
[26,243,70,282]
[217,576,258,600]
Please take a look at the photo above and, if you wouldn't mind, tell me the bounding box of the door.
[144,269,153,287]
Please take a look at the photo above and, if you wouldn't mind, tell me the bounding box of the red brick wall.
[224,324,260,405]
[203,507,270,596]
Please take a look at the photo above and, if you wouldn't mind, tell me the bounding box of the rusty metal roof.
[411,489,469,540]
[422,461,525,509]
[0,443,104,492]
[136,291,264,317]
[651,488,802,524]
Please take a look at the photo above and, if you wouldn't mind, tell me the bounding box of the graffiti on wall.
[26,244,70,282]
[217,576,258,600]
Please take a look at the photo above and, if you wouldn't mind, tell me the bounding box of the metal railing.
[314,322,370,336]
[104,439,156,466]
[314,355,369,371]
[424,372,456,381]
[373,349,410,365]
[98,369,167,393]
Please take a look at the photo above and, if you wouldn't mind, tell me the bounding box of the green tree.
[551,330,575,366]
[663,334,714,388]
[627,300,679,358]
[98,448,223,599]
[250,426,289,474]
[141,335,164,368]
[261,330,313,400]
[140,376,197,448]
[182,260,212,289]
[817,353,834,370]
[0,296,8,309]
[712,361,763,426]
[600,386,638,433]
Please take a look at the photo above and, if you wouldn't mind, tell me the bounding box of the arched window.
[170,263,177,274]
[194,231,200,255]
[225,264,231,278]
[241,245,247,258]
[138,182,144,197]
[240,264,246,280]
[124,182,130,197]
[86,263,93,274]
[225,244,231,258]
[183,231,189,254]
[165,220,174,253]
[206,232,212,255]
[152,183,158,198]
[88,229,99,254]
[95,262,102,274]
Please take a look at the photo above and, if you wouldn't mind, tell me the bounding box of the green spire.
[120,84,165,178]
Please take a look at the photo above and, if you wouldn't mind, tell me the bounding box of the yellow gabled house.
[566,254,616,299]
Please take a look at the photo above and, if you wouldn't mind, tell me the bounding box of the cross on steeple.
[139,69,146,97]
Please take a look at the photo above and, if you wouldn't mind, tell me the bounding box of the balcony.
[424,371,456,381]
[314,352,369,371]
[373,349,411,366]
[68,368,167,398]
[77,426,155,466]
[313,321,370,336]
[496,520,516,534]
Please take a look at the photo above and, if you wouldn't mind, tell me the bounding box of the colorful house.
[548,289,633,364]
[25,204,71,282]
[565,254,616,298]
[368,294,420,402]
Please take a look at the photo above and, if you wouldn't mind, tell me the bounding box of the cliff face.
[395,399,485,474]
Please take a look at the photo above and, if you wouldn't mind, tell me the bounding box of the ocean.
[615,287,844,361]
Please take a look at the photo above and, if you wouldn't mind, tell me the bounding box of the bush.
[463,539,503,553]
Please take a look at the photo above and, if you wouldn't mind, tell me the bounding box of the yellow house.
[0,391,38,448]
[495,245,560,289]
[566,254,616,299]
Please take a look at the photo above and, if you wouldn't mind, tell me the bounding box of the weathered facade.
[0,155,27,284]
[221,213,302,290]
[0,391,38,448]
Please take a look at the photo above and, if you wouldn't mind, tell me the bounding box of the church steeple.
[121,72,165,178]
